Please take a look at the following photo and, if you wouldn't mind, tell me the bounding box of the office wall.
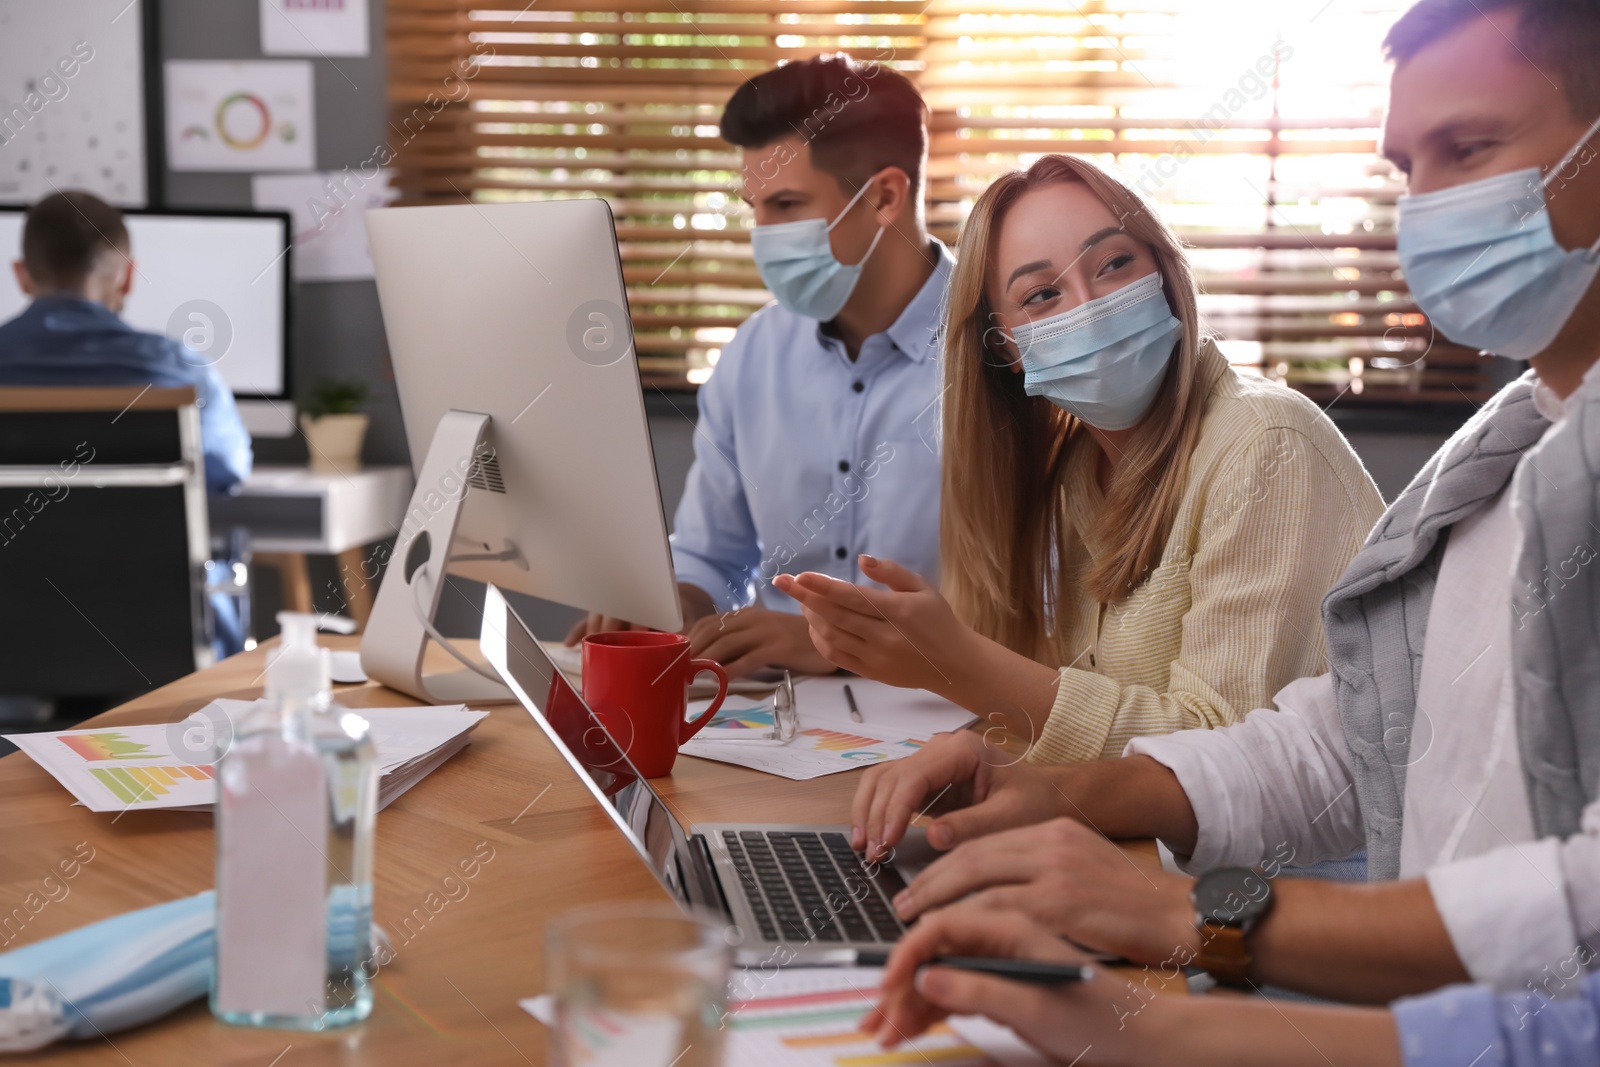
[158,0,405,467]
[156,0,692,639]
[157,1,697,485]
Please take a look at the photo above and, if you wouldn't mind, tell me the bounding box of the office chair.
[0,387,215,698]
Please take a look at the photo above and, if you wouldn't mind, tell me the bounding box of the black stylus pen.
[852,951,1092,985]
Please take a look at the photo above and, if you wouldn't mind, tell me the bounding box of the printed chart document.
[5,700,487,813]
[680,678,977,781]
[520,966,1049,1067]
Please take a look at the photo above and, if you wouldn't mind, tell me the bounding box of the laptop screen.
[480,585,697,905]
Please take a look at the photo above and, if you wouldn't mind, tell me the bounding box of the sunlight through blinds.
[387,0,1491,404]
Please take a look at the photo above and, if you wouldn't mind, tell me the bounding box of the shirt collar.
[1531,357,1600,423]
[25,295,126,327]
[815,238,953,364]
[885,239,954,363]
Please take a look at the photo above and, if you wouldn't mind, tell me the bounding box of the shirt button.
[838,460,850,473]
[851,380,864,393]
[835,547,848,560]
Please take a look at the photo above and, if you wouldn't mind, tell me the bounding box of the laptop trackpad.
[888,827,940,881]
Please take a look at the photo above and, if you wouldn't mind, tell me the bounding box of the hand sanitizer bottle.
[212,613,378,1029]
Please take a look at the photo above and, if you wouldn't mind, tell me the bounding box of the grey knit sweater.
[1321,370,1599,880]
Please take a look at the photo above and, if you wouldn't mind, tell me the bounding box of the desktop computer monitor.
[361,198,681,703]
[0,207,291,398]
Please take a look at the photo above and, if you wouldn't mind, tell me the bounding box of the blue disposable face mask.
[0,892,213,1051]
[1397,120,1600,360]
[0,888,373,1050]
[750,176,888,321]
[1008,272,1183,431]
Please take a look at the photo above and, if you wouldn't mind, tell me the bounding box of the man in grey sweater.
[844,0,1600,1008]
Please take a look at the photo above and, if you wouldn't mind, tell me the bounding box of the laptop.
[480,584,937,966]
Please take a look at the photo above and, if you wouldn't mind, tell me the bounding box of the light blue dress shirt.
[0,296,253,493]
[1393,973,1600,1067]
[670,240,951,614]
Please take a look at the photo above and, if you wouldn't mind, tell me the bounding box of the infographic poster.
[164,60,315,172]
[0,0,148,205]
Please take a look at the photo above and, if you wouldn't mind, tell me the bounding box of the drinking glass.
[547,901,732,1067]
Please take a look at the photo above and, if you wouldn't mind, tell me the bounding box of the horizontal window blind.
[387,0,1493,405]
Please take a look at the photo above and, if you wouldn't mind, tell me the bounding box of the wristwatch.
[1189,866,1274,988]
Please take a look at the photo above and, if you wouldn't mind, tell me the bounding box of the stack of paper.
[3,699,488,814]
[680,678,977,781]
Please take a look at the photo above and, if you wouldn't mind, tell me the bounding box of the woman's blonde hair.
[939,154,1212,660]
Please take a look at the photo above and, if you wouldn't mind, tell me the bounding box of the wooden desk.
[1,639,1171,1065]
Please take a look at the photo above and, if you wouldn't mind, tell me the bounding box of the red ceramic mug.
[581,632,729,778]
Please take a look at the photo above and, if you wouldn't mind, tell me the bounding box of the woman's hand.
[775,555,1064,729]
[773,555,975,696]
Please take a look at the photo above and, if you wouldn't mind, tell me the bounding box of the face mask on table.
[1397,120,1600,360]
[0,887,374,1051]
[1008,271,1183,430]
[750,176,888,321]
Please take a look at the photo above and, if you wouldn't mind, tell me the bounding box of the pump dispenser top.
[266,612,331,710]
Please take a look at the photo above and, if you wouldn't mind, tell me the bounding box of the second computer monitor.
[365,197,682,636]
[0,207,291,398]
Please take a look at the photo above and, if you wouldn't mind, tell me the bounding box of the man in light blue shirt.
[569,55,947,677]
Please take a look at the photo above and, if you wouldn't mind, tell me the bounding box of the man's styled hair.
[22,190,130,291]
[1385,0,1600,118]
[720,53,929,195]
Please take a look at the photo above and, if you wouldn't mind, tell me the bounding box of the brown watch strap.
[1195,921,1253,988]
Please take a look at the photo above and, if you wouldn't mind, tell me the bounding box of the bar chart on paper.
[57,731,160,761]
[682,727,925,780]
[519,967,1046,1064]
[804,728,923,757]
[724,973,1002,1066]
[5,701,489,813]
[682,677,975,781]
[1,724,223,811]
[88,764,215,806]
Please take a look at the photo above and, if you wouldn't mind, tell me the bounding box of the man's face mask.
[1397,116,1600,360]
[749,175,888,322]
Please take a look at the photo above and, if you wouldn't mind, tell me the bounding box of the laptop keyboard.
[722,830,908,945]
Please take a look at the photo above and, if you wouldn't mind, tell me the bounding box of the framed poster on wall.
[0,0,159,207]
[164,60,316,172]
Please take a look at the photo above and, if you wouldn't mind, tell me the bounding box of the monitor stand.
[361,410,516,704]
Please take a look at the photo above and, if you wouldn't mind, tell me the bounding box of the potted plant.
[300,378,371,474]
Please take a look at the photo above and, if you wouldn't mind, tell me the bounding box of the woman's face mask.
[983,182,1183,430]
[1004,272,1182,430]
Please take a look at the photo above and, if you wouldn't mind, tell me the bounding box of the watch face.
[1191,867,1272,928]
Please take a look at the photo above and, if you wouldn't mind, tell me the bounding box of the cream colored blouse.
[1026,341,1385,763]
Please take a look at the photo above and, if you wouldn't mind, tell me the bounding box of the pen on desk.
[851,951,1092,986]
[843,683,863,723]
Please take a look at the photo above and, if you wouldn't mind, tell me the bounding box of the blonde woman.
[775,154,1384,773]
